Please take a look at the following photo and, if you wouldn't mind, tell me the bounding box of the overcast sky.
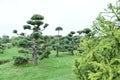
[0,0,116,37]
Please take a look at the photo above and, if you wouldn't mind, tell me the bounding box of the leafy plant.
[55,26,63,57]
[13,14,49,65]
[13,56,29,65]
[74,1,120,80]
[0,43,5,54]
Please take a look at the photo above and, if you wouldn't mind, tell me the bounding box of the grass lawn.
[0,47,78,80]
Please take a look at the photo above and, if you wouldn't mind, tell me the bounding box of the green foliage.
[70,31,75,35]
[10,36,21,46]
[27,20,43,26]
[18,49,30,57]
[74,1,120,80]
[31,32,43,39]
[23,25,31,30]
[77,30,83,35]
[0,59,10,65]
[13,30,17,34]
[65,32,79,55]
[13,14,50,65]
[0,35,10,43]
[13,56,29,65]
[31,14,44,20]
[55,26,63,56]
[18,38,32,48]
[36,36,52,60]
[74,36,120,80]
[51,33,80,56]
[82,28,91,34]
[20,33,25,36]
[0,43,5,54]
[43,23,49,28]
[55,26,63,31]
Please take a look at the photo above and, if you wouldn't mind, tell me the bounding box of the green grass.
[0,47,21,60]
[0,47,78,80]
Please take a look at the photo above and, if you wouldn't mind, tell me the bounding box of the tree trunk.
[56,47,59,57]
[58,31,60,36]
[32,46,38,65]
[56,32,60,57]
[71,50,74,55]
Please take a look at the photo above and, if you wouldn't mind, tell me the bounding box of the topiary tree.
[13,14,49,65]
[55,26,63,57]
[65,31,79,55]
[74,1,120,79]
[0,35,10,54]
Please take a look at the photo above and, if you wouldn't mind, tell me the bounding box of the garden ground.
[0,47,78,80]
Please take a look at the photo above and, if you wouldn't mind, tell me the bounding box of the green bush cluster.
[74,1,120,80]
[13,56,29,65]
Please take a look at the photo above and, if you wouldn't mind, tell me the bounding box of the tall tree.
[13,14,49,65]
[67,31,77,55]
[55,27,63,36]
[25,14,49,65]
[55,26,63,56]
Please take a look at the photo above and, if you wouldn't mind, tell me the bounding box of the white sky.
[0,0,116,37]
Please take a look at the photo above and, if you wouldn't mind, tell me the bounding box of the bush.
[73,1,120,79]
[13,56,29,65]
[2,43,13,49]
[0,60,10,65]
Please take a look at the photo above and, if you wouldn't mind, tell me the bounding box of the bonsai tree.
[65,31,78,55]
[13,14,49,65]
[55,26,63,57]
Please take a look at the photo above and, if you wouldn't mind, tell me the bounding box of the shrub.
[2,43,13,49]
[73,1,120,79]
[0,60,10,65]
[13,56,29,65]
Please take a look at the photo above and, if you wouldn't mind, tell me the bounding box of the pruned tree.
[13,14,49,65]
[65,31,79,55]
[55,26,63,57]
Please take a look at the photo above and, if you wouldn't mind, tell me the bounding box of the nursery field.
[0,0,120,80]
[0,47,78,80]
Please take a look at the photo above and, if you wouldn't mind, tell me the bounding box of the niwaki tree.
[65,31,80,55]
[68,31,76,55]
[13,14,49,65]
[55,26,63,57]
[0,35,11,54]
